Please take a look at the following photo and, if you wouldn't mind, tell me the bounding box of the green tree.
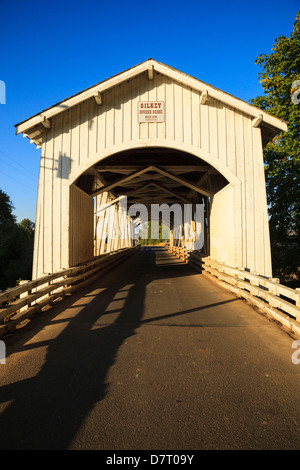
[250,12,300,281]
[17,218,35,281]
[138,221,168,245]
[0,190,35,290]
[19,218,35,238]
[0,189,16,224]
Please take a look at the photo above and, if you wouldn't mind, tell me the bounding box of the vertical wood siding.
[69,185,94,267]
[34,70,272,278]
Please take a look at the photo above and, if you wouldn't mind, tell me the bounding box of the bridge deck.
[0,247,300,450]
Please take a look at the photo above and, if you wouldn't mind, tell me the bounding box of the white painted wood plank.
[43,125,54,274]
[139,73,149,140]
[100,194,110,254]
[79,100,89,164]
[216,101,227,165]
[252,126,272,276]
[235,110,246,267]
[69,185,94,265]
[191,89,200,148]
[165,77,175,141]
[200,100,209,154]
[52,113,63,271]
[70,105,80,174]
[174,81,183,143]
[106,204,116,253]
[61,110,71,269]
[113,205,119,251]
[32,138,46,278]
[88,98,97,160]
[105,88,114,148]
[183,86,192,145]
[114,85,123,146]
[148,72,157,139]
[97,93,106,152]
[243,115,255,272]
[225,106,236,175]
[131,75,140,142]
[156,73,166,140]
[209,99,218,158]
[122,79,132,143]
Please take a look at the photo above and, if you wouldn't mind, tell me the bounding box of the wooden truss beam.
[200,90,208,105]
[125,182,157,198]
[148,63,154,80]
[150,181,192,204]
[151,166,212,198]
[187,168,212,198]
[95,165,210,173]
[91,165,212,198]
[94,92,102,105]
[42,116,51,128]
[90,166,155,197]
[252,114,263,128]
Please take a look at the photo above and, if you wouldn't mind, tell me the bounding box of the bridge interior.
[74,147,229,253]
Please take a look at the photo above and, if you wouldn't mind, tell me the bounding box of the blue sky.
[0,0,299,222]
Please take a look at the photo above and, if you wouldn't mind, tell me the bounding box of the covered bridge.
[15,59,287,280]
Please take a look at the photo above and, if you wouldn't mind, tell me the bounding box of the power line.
[0,169,36,193]
[0,149,37,179]
[0,158,37,181]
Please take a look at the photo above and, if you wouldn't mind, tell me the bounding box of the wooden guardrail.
[0,246,138,338]
[166,244,190,261]
[166,244,300,334]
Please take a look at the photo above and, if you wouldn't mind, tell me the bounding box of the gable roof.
[15,58,287,148]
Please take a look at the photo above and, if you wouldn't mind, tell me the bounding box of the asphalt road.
[0,246,300,450]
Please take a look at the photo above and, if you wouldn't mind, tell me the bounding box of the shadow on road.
[0,247,235,449]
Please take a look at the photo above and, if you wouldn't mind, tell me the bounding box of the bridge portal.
[15,59,287,279]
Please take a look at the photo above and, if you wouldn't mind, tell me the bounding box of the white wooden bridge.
[0,59,300,450]
[5,59,298,334]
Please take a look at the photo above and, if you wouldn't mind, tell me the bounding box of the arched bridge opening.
[73,146,229,262]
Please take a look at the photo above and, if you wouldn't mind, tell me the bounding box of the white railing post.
[296,288,300,308]
[20,280,31,313]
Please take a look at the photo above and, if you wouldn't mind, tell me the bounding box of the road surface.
[0,246,300,450]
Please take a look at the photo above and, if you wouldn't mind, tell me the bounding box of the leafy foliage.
[0,190,35,291]
[138,221,168,245]
[250,12,300,281]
